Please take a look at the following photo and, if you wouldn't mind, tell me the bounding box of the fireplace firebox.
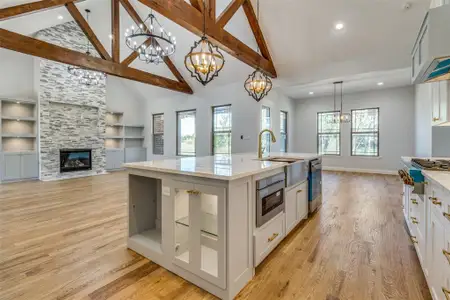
[60,149,92,173]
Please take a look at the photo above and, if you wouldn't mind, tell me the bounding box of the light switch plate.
[162,186,170,196]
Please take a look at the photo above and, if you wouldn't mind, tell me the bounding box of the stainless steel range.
[411,158,450,171]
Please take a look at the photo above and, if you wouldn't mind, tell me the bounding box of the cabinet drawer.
[254,212,285,267]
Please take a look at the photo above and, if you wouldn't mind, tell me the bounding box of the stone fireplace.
[60,149,92,173]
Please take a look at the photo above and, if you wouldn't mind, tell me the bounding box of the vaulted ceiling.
[0,0,431,99]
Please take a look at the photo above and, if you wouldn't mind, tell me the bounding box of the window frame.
[152,113,164,155]
[280,110,288,153]
[316,110,341,156]
[261,105,272,155]
[176,109,197,157]
[350,107,380,157]
[211,104,232,155]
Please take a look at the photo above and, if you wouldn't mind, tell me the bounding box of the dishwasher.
[308,158,322,212]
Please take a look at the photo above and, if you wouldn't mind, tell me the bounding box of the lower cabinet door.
[429,211,447,300]
[285,187,298,235]
[21,153,38,179]
[296,182,308,221]
[106,150,115,170]
[2,153,22,181]
[115,150,124,169]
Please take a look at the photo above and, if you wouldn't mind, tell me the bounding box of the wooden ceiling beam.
[138,0,277,78]
[111,0,120,62]
[241,0,272,62]
[65,2,112,61]
[119,0,188,83]
[216,0,246,28]
[0,28,193,94]
[189,0,203,12]
[0,0,78,21]
[206,0,216,21]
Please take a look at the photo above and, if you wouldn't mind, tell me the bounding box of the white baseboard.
[322,166,397,175]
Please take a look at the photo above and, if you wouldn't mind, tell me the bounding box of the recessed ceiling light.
[109,34,113,39]
[57,15,64,20]
[16,101,20,104]
[377,82,384,86]
[309,91,314,95]
[335,22,344,30]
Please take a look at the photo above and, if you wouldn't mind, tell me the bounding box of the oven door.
[256,180,285,227]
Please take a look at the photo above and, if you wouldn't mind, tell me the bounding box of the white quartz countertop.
[422,170,450,192]
[124,152,320,181]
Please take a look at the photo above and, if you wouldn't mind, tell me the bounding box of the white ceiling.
[0,0,431,99]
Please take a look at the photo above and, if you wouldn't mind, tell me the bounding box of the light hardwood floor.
[0,171,431,300]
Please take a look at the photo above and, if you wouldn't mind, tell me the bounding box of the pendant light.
[67,9,106,86]
[244,0,272,102]
[339,81,351,123]
[124,10,176,65]
[184,1,225,86]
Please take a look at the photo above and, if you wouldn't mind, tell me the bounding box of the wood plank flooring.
[0,171,431,300]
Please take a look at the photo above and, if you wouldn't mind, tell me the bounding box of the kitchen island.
[124,152,320,300]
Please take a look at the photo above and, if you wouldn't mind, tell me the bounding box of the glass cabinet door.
[172,182,227,289]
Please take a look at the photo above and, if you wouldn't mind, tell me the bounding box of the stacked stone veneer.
[36,22,106,180]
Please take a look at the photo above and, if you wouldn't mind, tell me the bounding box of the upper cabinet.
[431,81,450,126]
[411,5,450,84]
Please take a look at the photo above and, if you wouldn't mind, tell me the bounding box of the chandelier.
[184,1,224,85]
[244,0,272,101]
[125,11,176,65]
[244,69,272,102]
[67,9,106,86]
[329,81,351,124]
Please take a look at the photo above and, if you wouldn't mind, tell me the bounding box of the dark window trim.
[176,109,196,157]
[152,113,164,155]
[316,110,341,156]
[211,104,232,155]
[280,110,288,153]
[350,107,380,157]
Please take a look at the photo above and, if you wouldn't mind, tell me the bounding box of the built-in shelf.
[2,116,36,121]
[2,133,36,138]
[125,136,145,139]
[106,123,123,127]
[105,136,124,139]
[0,98,36,105]
[175,212,218,237]
[125,124,145,128]
[129,229,162,254]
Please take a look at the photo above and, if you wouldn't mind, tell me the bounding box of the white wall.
[293,86,415,172]
[0,49,35,99]
[143,82,296,159]
[432,126,450,157]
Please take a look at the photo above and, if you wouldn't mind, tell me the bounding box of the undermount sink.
[259,157,304,163]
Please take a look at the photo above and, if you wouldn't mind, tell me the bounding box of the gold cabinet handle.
[433,200,443,206]
[187,190,201,195]
[296,189,303,194]
[444,212,450,221]
[429,196,437,200]
[433,117,441,121]
[411,199,418,205]
[443,250,450,265]
[410,236,418,244]
[411,217,419,224]
[424,181,429,185]
[267,233,279,242]
[443,288,450,300]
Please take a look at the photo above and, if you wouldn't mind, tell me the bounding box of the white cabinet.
[1,152,38,181]
[285,181,308,235]
[172,181,227,289]
[431,81,450,126]
[106,149,124,170]
[254,212,285,267]
[429,209,447,299]
[124,147,146,163]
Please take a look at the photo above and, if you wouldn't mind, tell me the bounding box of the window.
[280,111,288,153]
[212,105,232,155]
[351,108,379,156]
[317,111,341,155]
[152,113,164,155]
[176,110,196,156]
[261,106,271,156]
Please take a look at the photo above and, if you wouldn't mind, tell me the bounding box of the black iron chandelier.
[329,81,351,124]
[67,9,106,86]
[244,0,272,101]
[125,11,176,65]
[184,0,225,85]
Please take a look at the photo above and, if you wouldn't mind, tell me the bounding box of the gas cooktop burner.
[411,158,450,171]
